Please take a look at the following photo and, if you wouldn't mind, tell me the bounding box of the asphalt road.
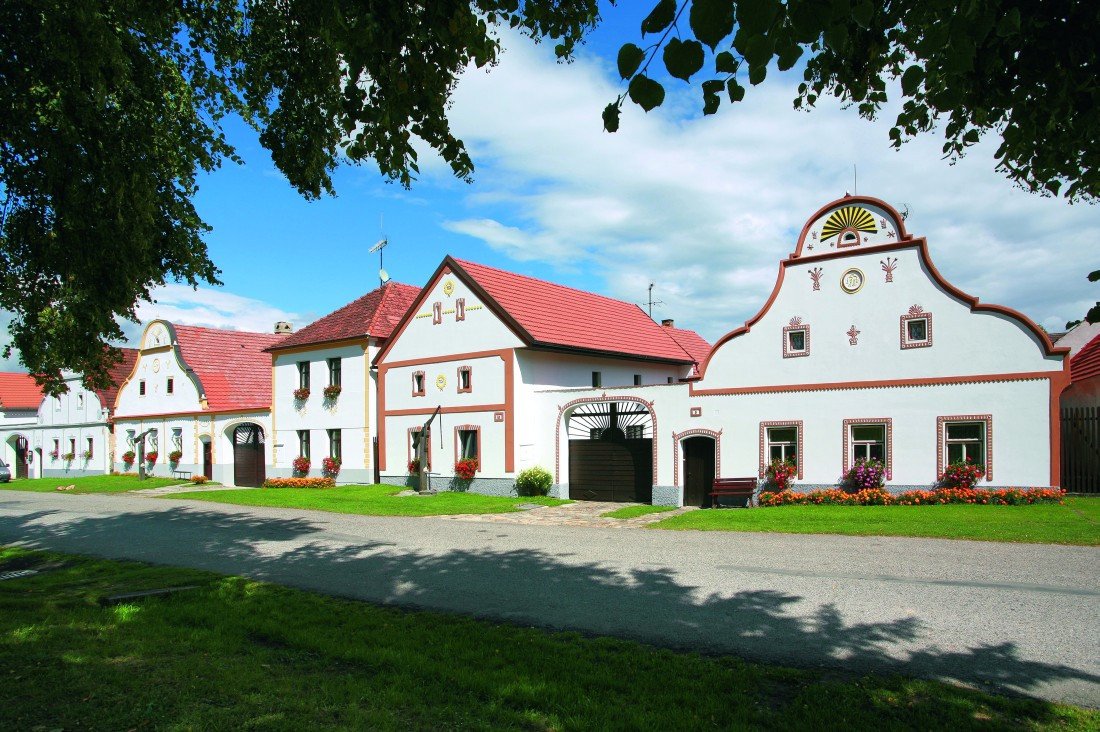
[1,490,1097,707]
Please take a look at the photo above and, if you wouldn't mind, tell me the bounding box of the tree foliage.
[0,0,603,394]
[606,0,1099,204]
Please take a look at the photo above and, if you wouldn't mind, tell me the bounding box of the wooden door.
[15,437,28,479]
[568,438,653,503]
[232,425,265,487]
[682,436,716,507]
[202,441,213,479]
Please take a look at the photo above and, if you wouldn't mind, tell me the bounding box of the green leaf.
[703,92,721,115]
[715,50,738,74]
[690,0,735,50]
[742,34,774,66]
[628,75,666,111]
[996,8,1021,37]
[737,0,780,35]
[900,65,924,96]
[776,43,803,71]
[748,63,767,85]
[617,43,646,79]
[702,79,725,95]
[602,103,621,132]
[852,0,873,29]
[963,129,980,144]
[727,77,745,102]
[663,38,705,81]
[641,0,677,35]
[1088,270,1100,283]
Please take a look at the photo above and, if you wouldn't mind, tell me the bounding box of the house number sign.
[840,268,865,294]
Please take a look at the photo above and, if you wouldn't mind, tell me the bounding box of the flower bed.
[262,477,336,489]
[758,486,1066,507]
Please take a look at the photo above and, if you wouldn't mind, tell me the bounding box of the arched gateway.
[232,424,265,487]
[562,399,654,503]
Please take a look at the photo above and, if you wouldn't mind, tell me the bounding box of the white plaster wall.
[702,245,1062,390]
[386,410,506,478]
[380,274,523,364]
[115,347,202,417]
[386,355,507,413]
[272,343,372,473]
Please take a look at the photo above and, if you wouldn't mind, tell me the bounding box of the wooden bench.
[172,469,192,481]
[710,477,758,508]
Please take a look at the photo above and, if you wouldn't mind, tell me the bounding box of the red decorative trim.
[555,395,656,484]
[847,325,860,346]
[672,428,721,488]
[690,407,702,417]
[457,365,472,393]
[432,302,442,325]
[809,267,823,291]
[695,237,1067,384]
[412,370,426,397]
[456,298,466,321]
[936,415,993,482]
[836,227,862,248]
[453,424,481,473]
[792,195,911,258]
[759,420,803,479]
[881,257,898,282]
[407,426,431,470]
[782,318,810,358]
[842,418,894,480]
[900,305,933,349]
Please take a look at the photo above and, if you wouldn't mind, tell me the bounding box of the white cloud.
[132,284,306,339]
[438,31,1100,342]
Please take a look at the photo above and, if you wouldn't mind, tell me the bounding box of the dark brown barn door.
[682,436,716,507]
[202,441,213,479]
[15,436,28,479]
[569,435,653,503]
[233,425,265,487]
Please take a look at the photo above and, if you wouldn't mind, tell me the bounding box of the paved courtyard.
[1,489,1097,708]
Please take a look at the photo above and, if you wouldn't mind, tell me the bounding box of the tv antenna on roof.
[370,214,389,287]
[644,282,664,318]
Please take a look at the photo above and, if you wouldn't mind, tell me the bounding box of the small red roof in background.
[270,282,421,351]
[0,372,44,410]
[1071,332,1100,384]
[96,348,138,412]
[174,326,286,411]
[454,259,708,363]
[663,326,712,370]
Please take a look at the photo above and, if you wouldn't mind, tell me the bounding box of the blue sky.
[5,5,1098,368]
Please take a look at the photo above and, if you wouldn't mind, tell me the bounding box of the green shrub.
[515,466,553,496]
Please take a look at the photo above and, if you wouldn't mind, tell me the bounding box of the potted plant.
[762,458,797,492]
[62,451,75,462]
[146,451,159,464]
[122,450,135,467]
[844,457,886,492]
[454,457,478,481]
[293,387,310,400]
[81,449,93,461]
[940,457,985,489]
[323,384,342,399]
[321,456,341,478]
[407,458,421,474]
[292,456,311,475]
[49,448,59,461]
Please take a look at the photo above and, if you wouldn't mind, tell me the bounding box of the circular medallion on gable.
[436,374,447,390]
[443,279,455,296]
[152,358,161,373]
[840,268,865,294]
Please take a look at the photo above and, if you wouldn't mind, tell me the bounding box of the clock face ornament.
[840,268,865,294]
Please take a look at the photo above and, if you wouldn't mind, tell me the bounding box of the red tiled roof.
[173,325,286,411]
[1071,332,1100,383]
[454,259,698,363]
[663,326,712,367]
[270,282,420,351]
[0,372,43,410]
[96,348,139,412]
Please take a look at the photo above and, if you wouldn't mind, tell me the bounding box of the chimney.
[274,321,293,334]
[661,319,675,328]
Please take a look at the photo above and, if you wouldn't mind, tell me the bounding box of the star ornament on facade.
[847,325,861,346]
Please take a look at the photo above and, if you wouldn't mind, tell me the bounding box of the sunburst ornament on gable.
[820,206,878,243]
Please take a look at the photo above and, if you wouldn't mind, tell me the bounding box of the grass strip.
[650,498,1100,545]
[0,474,183,493]
[1,547,1094,730]
[168,483,568,516]
[601,504,677,519]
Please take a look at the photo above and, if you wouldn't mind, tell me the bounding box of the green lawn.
[168,483,568,516]
[0,474,184,493]
[1,547,1093,730]
[651,497,1100,545]
[602,504,677,519]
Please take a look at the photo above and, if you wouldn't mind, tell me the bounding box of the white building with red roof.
[266,281,421,483]
[532,195,1068,505]
[373,257,710,494]
[112,320,285,485]
[0,372,45,478]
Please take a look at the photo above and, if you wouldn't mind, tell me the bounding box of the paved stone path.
[439,500,699,527]
[1,490,1097,708]
[130,483,251,497]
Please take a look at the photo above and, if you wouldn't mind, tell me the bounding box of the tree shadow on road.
[1,504,1096,707]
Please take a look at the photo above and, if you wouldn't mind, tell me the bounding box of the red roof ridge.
[1070,331,1100,383]
[269,281,420,351]
[453,258,653,311]
[0,372,44,410]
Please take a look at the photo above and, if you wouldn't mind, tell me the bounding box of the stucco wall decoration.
[820,205,877,247]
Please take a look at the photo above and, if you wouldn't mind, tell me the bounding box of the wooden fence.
[1061,407,1099,493]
